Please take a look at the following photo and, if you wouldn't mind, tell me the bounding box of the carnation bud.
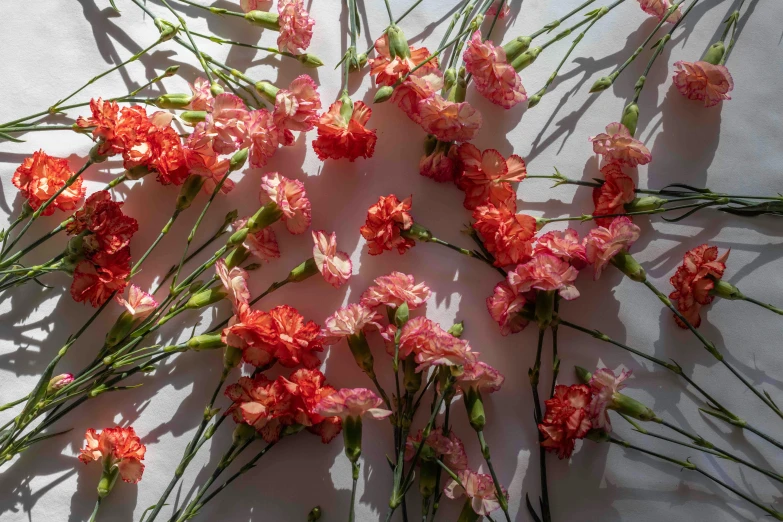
[225,245,250,269]
[154,93,193,109]
[534,290,556,329]
[210,80,224,97]
[184,288,228,310]
[574,366,592,384]
[307,507,322,521]
[47,373,74,393]
[244,10,280,30]
[232,423,257,446]
[154,18,178,41]
[589,75,614,93]
[347,332,376,377]
[620,102,640,137]
[297,53,324,68]
[709,279,744,300]
[180,110,207,125]
[464,387,486,431]
[187,333,226,351]
[625,196,666,212]
[223,345,243,369]
[189,280,205,294]
[228,228,249,246]
[611,393,657,422]
[164,65,180,77]
[254,80,279,103]
[89,143,109,163]
[701,41,726,65]
[287,258,319,283]
[97,467,120,498]
[126,165,153,180]
[502,36,532,61]
[527,94,542,108]
[443,68,457,91]
[229,147,249,172]
[343,415,363,463]
[610,251,646,282]
[394,302,410,328]
[221,210,239,233]
[534,217,547,231]
[374,85,394,104]
[447,321,464,338]
[387,25,411,59]
[247,203,284,233]
[511,46,542,72]
[403,355,422,393]
[176,175,206,211]
[105,311,137,349]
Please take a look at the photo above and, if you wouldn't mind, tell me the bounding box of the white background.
[1,0,782,521]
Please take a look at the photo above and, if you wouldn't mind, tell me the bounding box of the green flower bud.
[701,41,725,65]
[225,245,250,269]
[387,25,411,59]
[89,143,109,163]
[176,174,206,211]
[307,506,322,521]
[418,458,438,498]
[125,165,153,180]
[589,75,614,93]
[356,53,368,69]
[625,196,666,213]
[575,366,592,384]
[511,46,541,72]
[287,258,319,283]
[223,345,243,369]
[187,333,226,351]
[444,68,457,91]
[228,227,249,246]
[189,280,205,294]
[105,311,137,349]
[620,102,640,137]
[244,10,280,30]
[97,467,120,498]
[534,290,556,329]
[502,36,532,62]
[527,93,542,108]
[232,423,257,446]
[343,416,363,463]
[347,332,376,376]
[180,110,207,125]
[403,355,422,393]
[339,91,354,121]
[164,65,180,77]
[401,222,433,243]
[710,279,744,300]
[254,80,279,103]
[154,93,193,109]
[247,203,283,233]
[394,302,410,328]
[447,321,464,338]
[229,147,249,172]
[611,393,657,422]
[610,251,646,282]
[154,18,178,41]
[297,53,324,68]
[210,80,224,97]
[184,288,228,310]
[464,387,486,431]
[374,85,394,104]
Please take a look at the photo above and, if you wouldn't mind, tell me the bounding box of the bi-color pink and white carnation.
[277,0,315,54]
[456,143,527,210]
[418,94,482,142]
[233,217,281,263]
[507,253,581,300]
[458,361,505,394]
[463,30,526,109]
[314,388,392,420]
[637,0,682,22]
[260,172,312,234]
[588,367,632,432]
[312,230,352,288]
[115,284,158,320]
[322,304,382,344]
[589,123,652,167]
[583,217,641,279]
[444,469,509,516]
[216,259,251,311]
[672,61,734,107]
[360,271,431,310]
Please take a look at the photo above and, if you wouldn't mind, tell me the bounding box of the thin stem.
[131,210,182,277]
[540,201,717,224]
[89,497,102,522]
[175,0,246,18]
[539,0,625,52]
[477,430,511,521]
[0,124,83,133]
[740,295,783,316]
[189,30,301,60]
[530,0,597,40]
[349,460,360,522]
[383,0,394,24]
[720,0,746,63]
[160,0,213,81]
[529,328,551,522]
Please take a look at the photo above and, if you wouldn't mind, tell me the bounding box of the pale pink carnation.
[534,229,587,269]
[274,75,322,145]
[414,329,478,372]
[277,0,315,54]
[260,172,311,234]
[392,72,444,124]
[486,281,529,335]
[360,272,431,309]
[240,0,272,12]
[246,108,280,168]
[216,259,251,311]
[672,61,734,108]
[208,93,249,154]
[418,94,482,142]
[405,427,468,471]
[398,316,442,359]
[487,1,511,18]
[312,230,352,288]
[589,367,632,432]
[315,388,392,420]
[589,122,652,167]
[233,217,281,262]
[115,284,158,320]
[458,361,505,394]
[584,217,641,280]
[444,469,508,516]
[185,77,213,111]
[638,0,682,23]
[508,253,580,300]
[322,304,382,344]
[463,30,526,109]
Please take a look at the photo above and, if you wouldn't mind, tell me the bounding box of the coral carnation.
[313,99,377,161]
[472,202,536,267]
[486,280,530,335]
[314,388,392,419]
[584,217,641,279]
[360,194,415,255]
[70,248,131,307]
[418,94,482,142]
[589,123,652,167]
[592,163,636,226]
[260,172,312,234]
[78,426,146,483]
[360,271,431,309]
[507,253,581,300]
[13,150,84,215]
[456,143,526,209]
[672,61,734,107]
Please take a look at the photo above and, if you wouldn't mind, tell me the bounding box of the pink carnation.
[240,0,272,12]
[312,230,352,288]
[418,94,482,142]
[584,217,641,279]
[534,229,587,269]
[314,388,392,420]
[456,143,526,210]
[208,93,249,154]
[274,75,322,144]
[322,304,382,344]
[234,217,281,262]
[216,259,251,311]
[260,172,312,234]
[444,469,508,516]
[115,284,158,320]
[507,253,580,300]
[413,328,477,372]
[405,427,468,471]
[463,30,526,109]
[672,61,734,108]
[669,244,729,328]
[588,368,631,433]
[486,280,529,335]
[246,108,281,168]
[589,123,652,167]
[185,77,213,111]
[392,72,444,124]
[487,1,511,18]
[277,0,314,54]
[638,0,682,22]
[458,361,505,394]
[360,272,431,310]
[419,140,459,183]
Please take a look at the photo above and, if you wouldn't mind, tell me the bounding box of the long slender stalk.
[528,328,551,522]
[539,0,625,53]
[530,0,598,40]
[477,430,511,521]
[159,0,213,81]
[738,295,783,316]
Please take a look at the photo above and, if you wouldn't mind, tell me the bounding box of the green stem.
[477,430,510,521]
[0,124,83,133]
[349,460,360,522]
[530,0,597,39]
[131,210,182,277]
[720,0,746,64]
[89,497,102,522]
[529,328,551,522]
[382,0,394,23]
[160,0,213,81]
[190,30,302,60]
[740,295,783,316]
[539,0,624,52]
[539,201,717,224]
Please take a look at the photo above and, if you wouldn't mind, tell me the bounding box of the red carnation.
[669,244,729,328]
[360,194,415,255]
[538,384,593,459]
[67,191,138,255]
[70,247,131,307]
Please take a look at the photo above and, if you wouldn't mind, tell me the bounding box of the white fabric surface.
[1,0,782,521]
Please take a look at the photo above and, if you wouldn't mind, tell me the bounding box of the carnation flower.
[538,384,592,459]
[240,0,272,13]
[584,217,641,279]
[413,327,477,372]
[672,61,734,107]
[405,427,468,471]
[322,303,382,344]
[588,368,632,432]
[487,0,511,18]
[392,72,444,124]
[277,0,315,54]
[225,374,295,443]
[463,30,526,109]
[638,0,682,22]
[267,305,324,368]
[78,426,146,484]
[260,172,312,234]
[486,280,530,335]
[534,229,587,269]
[456,143,526,209]
[589,122,652,167]
[66,191,138,255]
[457,361,505,394]
[12,150,85,215]
[246,108,280,168]
[233,217,281,262]
[273,75,322,144]
[208,93,250,155]
[314,388,392,419]
[70,248,131,307]
[115,284,157,320]
[418,94,482,142]
[360,194,415,255]
[184,77,213,111]
[592,163,636,226]
[360,271,431,309]
[48,373,75,392]
[313,98,377,161]
[76,98,121,156]
[369,32,438,86]
[184,123,233,193]
[312,230,352,288]
[283,368,342,443]
[216,258,251,311]
[443,469,508,516]
[419,140,459,182]
[507,253,581,300]
[222,307,277,367]
[472,202,536,267]
[669,244,729,327]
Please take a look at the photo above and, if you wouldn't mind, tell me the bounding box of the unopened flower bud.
[254,80,279,103]
[502,36,532,61]
[105,311,136,348]
[297,53,324,68]
[223,345,243,369]
[225,245,250,269]
[511,46,541,72]
[620,102,640,137]
[394,302,410,328]
[180,110,207,125]
[710,279,744,300]
[387,25,411,59]
[447,321,464,338]
[464,387,486,431]
[419,458,438,498]
[47,373,74,393]
[401,223,433,242]
[244,10,280,30]
[97,467,120,498]
[307,506,322,521]
[154,93,193,109]
[574,366,592,384]
[610,251,646,282]
[374,85,394,104]
[126,165,153,180]
[444,68,457,91]
[228,227,249,246]
[228,148,249,173]
[176,175,206,211]
[164,65,180,77]
[89,143,109,163]
[210,80,224,97]
[356,53,368,69]
[287,258,319,283]
[527,94,542,108]
[343,415,363,463]
[189,280,205,293]
[535,217,547,231]
[247,202,283,233]
[611,393,657,422]
[403,355,422,393]
[625,196,666,212]
[232,423,257,446]
[187,333,226,351]
[589,75,614,93]
[347,332,375,377]
[184,288,228,310]
[701,41,725,65]
[154,18,178,41]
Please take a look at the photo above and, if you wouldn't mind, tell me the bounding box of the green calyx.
[610,251,646,282]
